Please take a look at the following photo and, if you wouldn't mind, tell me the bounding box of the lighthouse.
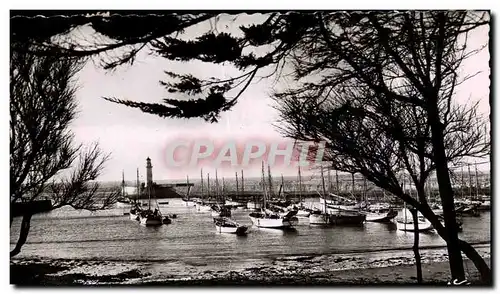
[146,157,153,187]
[146,157,153,209]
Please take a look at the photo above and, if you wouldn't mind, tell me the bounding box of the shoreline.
[11,244,491,286]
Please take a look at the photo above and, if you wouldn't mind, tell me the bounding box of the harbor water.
[10,198,490,275]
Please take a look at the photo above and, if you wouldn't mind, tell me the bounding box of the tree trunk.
[10,213,32,257]
[458,240,491,285]
[427,101,466,282]
[410,208,423,284]
[416,204,491,283]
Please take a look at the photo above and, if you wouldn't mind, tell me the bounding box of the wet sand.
[10,245,491,286]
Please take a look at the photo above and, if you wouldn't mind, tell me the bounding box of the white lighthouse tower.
[146,157,153,208]
[146,157,153,187]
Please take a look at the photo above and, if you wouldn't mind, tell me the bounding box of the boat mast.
[403,174,407,226]
[461,165,465,199]
[200,169,203,201]
[468,164,472,199]
[215,169,219,203]
[475,162,479,200]
[298,166,303,203]
[136,168,140,204]
[327,168,331,193]
[267,165,274,200]
[363,177,367,204]
[235,172,239,198]
[351,173,355,200]
[280,174,285,201]
[241,169,244,198]
[261,161,267,209]
[186,175,190,199]
[335,170,339,194]
[321,166,327,214]
[222,177,226,204]
[121,170,126,198]
[207,173,210,202]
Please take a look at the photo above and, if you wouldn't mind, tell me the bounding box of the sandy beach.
[10,244,491,286]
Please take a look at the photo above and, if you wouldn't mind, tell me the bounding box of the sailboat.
[474,163,490,211]
[117,170,132,208]
[289,166,312,217]
[310,167,366,225]
[195,171,214,212]
[214,217,248,235]
[129,168,142,221]
[319,173,367,211]
[309,167,333,225]
[364,204,398,223]
[396,177,433,232]
[211,174,232,218]
[225,171,247,208]
[361,179,397,223]
[138,158,164,226]
[181,174,196,207]
[396,206,433,232]
[249,162,299,229]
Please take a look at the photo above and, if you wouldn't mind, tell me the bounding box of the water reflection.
[11,198,490,262]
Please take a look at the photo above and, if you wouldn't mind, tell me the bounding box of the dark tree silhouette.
[10,11,490,282]
[10,46,119,257]
[274,75,489,282]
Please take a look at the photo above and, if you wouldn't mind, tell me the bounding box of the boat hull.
[139,216,163,226]
[214,217,248,234]
[396,221,433,232]
[249,216,296,229]
[296,209,311,217]
[365,210,398,223]
[215,224,248,234]
[309,213,366,225]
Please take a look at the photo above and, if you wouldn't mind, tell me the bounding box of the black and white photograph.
[8,7,492,286]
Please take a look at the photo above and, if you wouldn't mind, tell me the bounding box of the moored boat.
[139,209,163,226]
[196,200,214,212]
[396,208,433,232]
[437,215,463,232]
[311,167,366,226]
[310,208,366,225]
[364,205,398,223]
[182,175,196,206]
[249,210,299,228]
[137,158,171,227]
[129,207,140,221]
[249,162,299,229]
[288,203,312,217]
[214,217,248,234]
[211,204,232,218]
[128,169,142,221]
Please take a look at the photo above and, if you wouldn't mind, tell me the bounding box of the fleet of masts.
[119,158,490,235]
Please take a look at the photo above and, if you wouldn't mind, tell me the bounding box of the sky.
[68,13,491,182]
